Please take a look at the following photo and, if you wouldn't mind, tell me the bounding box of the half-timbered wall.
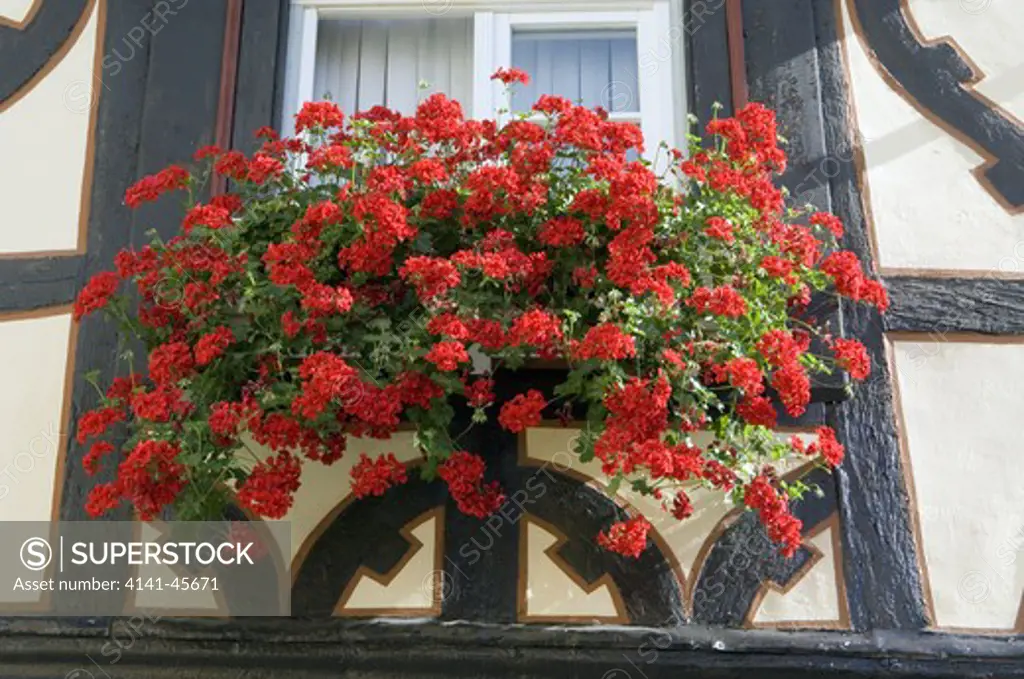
[0,0,1022,676]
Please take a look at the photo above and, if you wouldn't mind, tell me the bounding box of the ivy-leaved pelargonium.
[74,67,886,559]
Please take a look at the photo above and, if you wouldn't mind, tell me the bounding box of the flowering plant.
[74,68,886,558]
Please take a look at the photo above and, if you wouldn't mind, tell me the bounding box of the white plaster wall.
[840,0,1024,273]
[752,525,844,627]
[521,518,621,621]
[0,0,36,24]
[907,0,1024,122]
[891,338,1024,631]
[0,0,100,254]
[342,514,441,613]
[0,312,72,522]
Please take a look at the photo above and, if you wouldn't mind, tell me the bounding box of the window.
[283,1,682,159]
[313,18,474,116]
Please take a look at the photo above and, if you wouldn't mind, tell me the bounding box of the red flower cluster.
[72,71,885,557]
[793,426,846,467]
[294,100,344,132]
[687,286,747,318]
[86,440,186,520]
[820,251,889,311]
[491,67,530,86]
[400,256,460,300]
[236,451,302,519]
[573,323,636,361]
[124,165,189,208]
[425,341,470,371]
[350,453,409,498]
[832,338,871,381]
[743,475,802,557]
[194,326,234,365]
[597,516,651,558]
[438,452,505,518]
[73,272,119,320]
[498,390,546,433]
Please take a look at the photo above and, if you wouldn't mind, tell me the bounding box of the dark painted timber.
[52,0,228,616]
[0,256,83,311]
[849,0,1024,210]
[685,0,734,123]
[60,0,227,525]
[0,0,90,107]
[811,0,930,630]
[292,474,448,617]
[42,0,154,618]
[231,0,289,152]
[693,468,838,626]
[885,276,1024,335]
[295,385,683,625]
[58,0,154,524]
[1,620,1024,678]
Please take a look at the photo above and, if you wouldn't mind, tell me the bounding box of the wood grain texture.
[231,0,288,153]
[2,619,1024,678]
[685,0,734,124]
[0,256,83,311]
[885,276,1024,335]
[812,0,930,630]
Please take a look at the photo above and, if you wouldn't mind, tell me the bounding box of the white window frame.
[283,0,683,159]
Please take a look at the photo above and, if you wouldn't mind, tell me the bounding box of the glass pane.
[315,18,474,116]
[510,29,639,114]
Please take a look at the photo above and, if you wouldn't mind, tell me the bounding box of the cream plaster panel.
[0,312,71,522]
[342,514,440,612]
[0,0,36,24]
[891,338,1024,630]
[906,0,1024,122]
[129,522,222,613]
[0,0,99,254]
[523,427,817,596]
[840,0,1024,273]
[522,519,620,620]
[752,525,843,626]
[241,432,421,568]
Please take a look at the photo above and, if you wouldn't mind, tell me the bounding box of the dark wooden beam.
[885,276,1024,335]
[810,0,930,630]
[686,0,734,123]
[232,0,289,150]
[0,255,83,311]
[2,619,1024,678]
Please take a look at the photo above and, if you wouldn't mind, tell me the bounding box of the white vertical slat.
[510,35,537,112]
[491,13,511,121]
[534,39,554,105]
[551,38,581,103]
[313,19,333,101]
[283,6,320,137]
[386,20,421,114]
[448,18,474,114]
[472,12,495,119]
[610,33,639,114]
[358,21,388,111]
[417,19,445,104]
[578,39,607,109]
[335,21,361,115]
[668,0,689,149]
[637,1,675,161]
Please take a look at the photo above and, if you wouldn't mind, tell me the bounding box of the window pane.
[314,18,474,116]
[510,29,639,114]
